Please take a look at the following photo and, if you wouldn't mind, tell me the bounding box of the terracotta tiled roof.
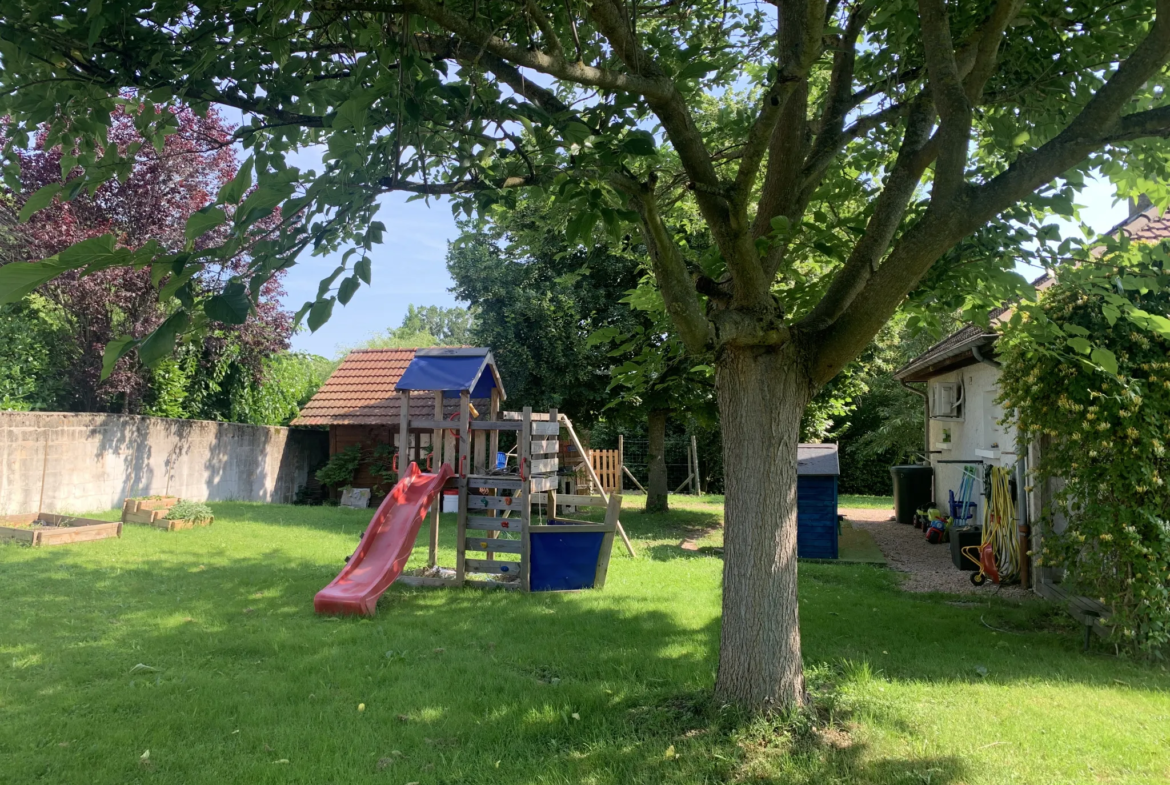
[1107,202,1170,244]
[898,203,1170,381]
[291,349,458,426]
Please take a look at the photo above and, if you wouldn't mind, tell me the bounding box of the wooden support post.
[558,414,636,558]
[489,388,500,468]
[618,434,624,493]
[483,390,501,561]
[429,390,443,567]
[674,473,695,494]
[691,434,701,496]
[473,418,486,474]
[520,406,533,591]
[455,391,471,585]
[593,493,621,589]
[397,390,410,473]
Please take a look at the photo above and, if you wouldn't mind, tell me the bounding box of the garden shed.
[797,443,840,560]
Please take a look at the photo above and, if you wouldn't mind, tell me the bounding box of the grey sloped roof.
[797,443,839,476]
[897,201,1170,382]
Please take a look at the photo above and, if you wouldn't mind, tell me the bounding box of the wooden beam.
[691,434,701,496]
[622,464,647,493]
[618,434,624,493]
[466,536,523,554]
[594,494,621,589]
[520,406,532,592]
[558,413,636,557]
[398,390,411,472]
[455,391,472,586]
[470,420,522,431]
[429,390,443,567]
[555,493,609,507]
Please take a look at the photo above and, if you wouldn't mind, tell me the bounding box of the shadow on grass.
[3,509,1168,785]
[612,506,723,541]
[0,542,978,785]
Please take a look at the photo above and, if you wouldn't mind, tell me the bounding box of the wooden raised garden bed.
[122,497,213,531]
[0,513,122,546]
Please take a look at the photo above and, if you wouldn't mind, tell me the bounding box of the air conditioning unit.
[931,381,963,420]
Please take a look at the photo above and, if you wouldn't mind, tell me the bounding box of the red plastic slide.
[314,461,454,616]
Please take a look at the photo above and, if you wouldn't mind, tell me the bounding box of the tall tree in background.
[399,304,473,346]
[448,202,645,424]
[6,1,1170,710]
[451,198,715,512]
[2,106,292,414]
[591,280,717,510]
[347,304,472,351]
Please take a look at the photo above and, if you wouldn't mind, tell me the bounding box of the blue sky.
[279,171,1133,358]
[277,143,463,358]
[283,190,463,357]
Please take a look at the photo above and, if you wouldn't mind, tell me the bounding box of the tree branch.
[962,1,1026,104]
[798,96,936,331]
[753,1,871,248]
[378,173,540,194]
[917,0,971,201]
[733,73,803,203]
[1106,104,1170,141]
[525,0,565,59]
[614,175,713,353]
[586,0,769,307]
[808,0,1170,383]
[978,0,1170,211]
[402,0,670,99]
[734,0,828,201]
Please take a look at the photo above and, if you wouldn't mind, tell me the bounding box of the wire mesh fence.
[601,436,697,493]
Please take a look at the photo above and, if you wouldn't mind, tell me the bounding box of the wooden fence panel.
[591,449,621,494]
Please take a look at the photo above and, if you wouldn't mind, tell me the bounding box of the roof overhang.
[894,333,997,383]
[797,443,840,476]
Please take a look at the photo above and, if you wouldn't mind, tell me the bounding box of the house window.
[931,381,964,420]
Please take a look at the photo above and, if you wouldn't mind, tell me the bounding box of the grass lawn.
[2,497,1167,784]
[838,494,894,510]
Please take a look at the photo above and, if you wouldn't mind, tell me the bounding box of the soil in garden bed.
[6,518,91,529]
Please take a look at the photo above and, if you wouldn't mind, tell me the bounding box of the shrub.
[999,264,1170,655]
[367,443,398,495]
[168,500,213,522]
[315,445,362,489]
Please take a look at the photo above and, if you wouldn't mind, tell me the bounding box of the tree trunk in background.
[714,345,812,711]
[645,408,669,513]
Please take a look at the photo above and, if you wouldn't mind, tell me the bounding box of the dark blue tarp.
[395,349,501,397]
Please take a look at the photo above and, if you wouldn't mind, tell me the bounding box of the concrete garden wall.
[0,412,328,515]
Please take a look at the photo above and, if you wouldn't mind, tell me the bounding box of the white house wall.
[926,362,1018,522]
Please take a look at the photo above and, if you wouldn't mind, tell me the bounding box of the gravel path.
[842,508,1033,599]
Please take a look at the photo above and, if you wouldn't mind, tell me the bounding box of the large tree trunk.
[714,345,812,711]
[645,408,669,513]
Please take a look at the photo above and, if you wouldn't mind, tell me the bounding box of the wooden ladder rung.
[466,515,522,532]
[465,536,522,554]
[465,558,522,575]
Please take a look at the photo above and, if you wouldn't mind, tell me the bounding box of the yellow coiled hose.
[982,466,1020,582]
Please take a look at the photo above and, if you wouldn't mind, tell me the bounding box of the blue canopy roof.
[394,348,505,399]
